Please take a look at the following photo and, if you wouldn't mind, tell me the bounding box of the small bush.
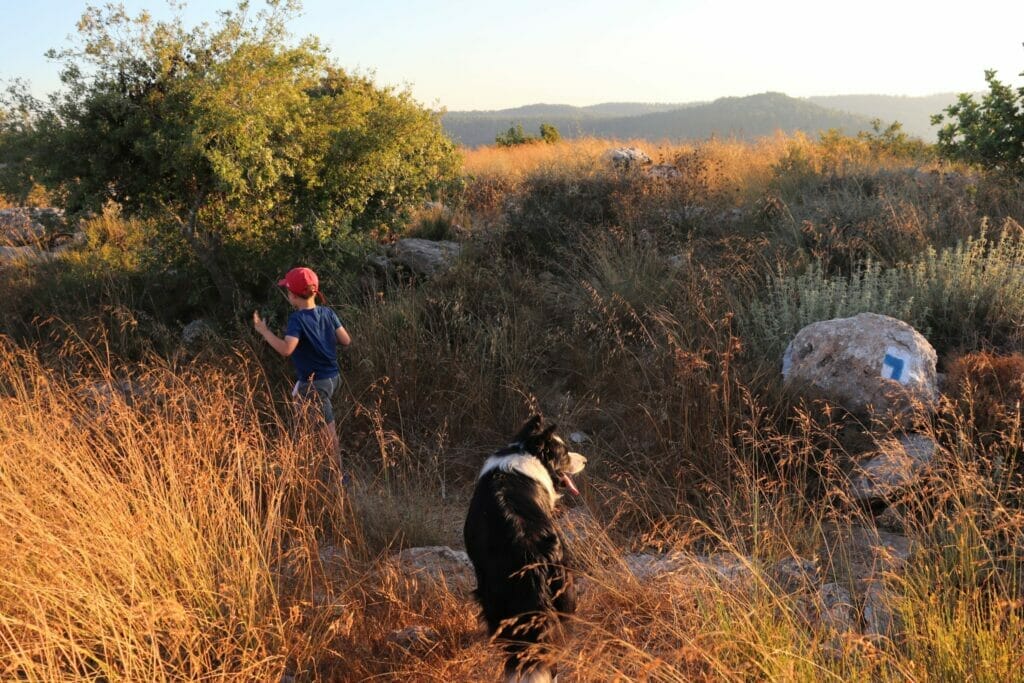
[946,352,1024,436]
[743,222,1024,361]
[743,259,916,363]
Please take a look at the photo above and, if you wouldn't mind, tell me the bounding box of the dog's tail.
[504,663,553,683]
[498,609,560,683]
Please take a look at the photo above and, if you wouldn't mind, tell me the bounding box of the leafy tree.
[495,123,532,147]
[494,122,561,147]
[0,80,47,204]
[857,119,931,160]
[539,123,561,144]
[0,1,460,301]
[932,68,1024,176]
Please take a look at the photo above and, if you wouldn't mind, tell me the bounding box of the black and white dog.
[464,415,587,683]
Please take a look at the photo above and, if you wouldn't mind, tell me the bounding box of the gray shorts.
[292,375,341,424]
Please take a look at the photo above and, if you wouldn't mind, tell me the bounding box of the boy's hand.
[253,311,268,334]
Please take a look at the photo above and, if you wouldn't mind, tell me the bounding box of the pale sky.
[3,0,1022,110]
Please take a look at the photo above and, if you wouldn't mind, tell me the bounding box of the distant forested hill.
[806,93,963,140]
[441,92,963,147]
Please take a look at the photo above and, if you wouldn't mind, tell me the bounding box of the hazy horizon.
[442,91,970,114]
[3,0,1022,111]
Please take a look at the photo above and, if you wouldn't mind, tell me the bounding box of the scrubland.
[3,133,1024,681]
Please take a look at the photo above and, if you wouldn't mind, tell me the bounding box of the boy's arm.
[335,324,352,347]
[253,311,300,357]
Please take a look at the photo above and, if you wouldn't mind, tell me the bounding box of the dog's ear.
[512,414,543,443]
[541,424,557,440]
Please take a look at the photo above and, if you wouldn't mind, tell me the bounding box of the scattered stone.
[770,556,820,592]
[623,551,689,580]
[318,543,352,571]
[623,551,756,585]
[388,238,461,278]
[862,579,896,639]
[838,525,912,578]
[395,546,474,587]
[681,205,709,222]
[782,313,939,421]
[646,163,681,180]
[696,553,755,584]
[666,254,687,269]
[568,431,590,444]
[850,434,938,503]
[815,582,856,633]
[77,378,153,412]
[717,207,745,224]
[50,231,86,254]
[365,252,398,280]
[874,506,906,534]
[386,625,440,650]
[607,147,652,169]
[828,525,910,638]
[181,319,218,350]
[0,207,65,246]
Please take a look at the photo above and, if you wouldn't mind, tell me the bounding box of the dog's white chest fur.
[479,453,557,507]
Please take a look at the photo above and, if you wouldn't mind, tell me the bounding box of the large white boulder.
[782,313,938,419]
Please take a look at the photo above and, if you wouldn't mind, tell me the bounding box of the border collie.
[464,415,587,683]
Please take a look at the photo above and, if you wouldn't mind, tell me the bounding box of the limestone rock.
[815,582,856,633]
[607,147,652,169]
[850,434,938,503]
[389,238,461,278]
[568,431,590,444]
[646,163,681,180]
[395,546,473,587]
[386,625,439,650]
[782,312,938,420]
[622,551,689,580]
[0,207,64,246]
[181,319,218,350]
[770,556,820,592]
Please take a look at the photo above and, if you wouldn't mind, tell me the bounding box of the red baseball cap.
[278,267,319,297]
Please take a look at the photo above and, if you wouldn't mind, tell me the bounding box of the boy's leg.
[321,419,339,463]
[311,376,346,485]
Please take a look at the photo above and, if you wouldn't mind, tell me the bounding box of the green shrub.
[495,124,535,147]
[743,259,916,362]
[743,221,1024,361]
[0,2,460,305]
[495,122,562,147]
[539,123,562,144]
[933,68,1024,176]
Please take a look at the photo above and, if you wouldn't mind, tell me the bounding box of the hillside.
[442,92,964,146]
[807,93,964,140]
[443,92,875,146]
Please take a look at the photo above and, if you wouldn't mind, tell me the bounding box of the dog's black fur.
[463,415,587,682]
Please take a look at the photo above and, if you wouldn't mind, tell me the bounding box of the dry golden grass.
[459,133,936,212]
[3,131,1024,681]
[3,333,1024,681]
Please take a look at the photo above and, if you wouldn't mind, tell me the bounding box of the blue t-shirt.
[285,306,343,381]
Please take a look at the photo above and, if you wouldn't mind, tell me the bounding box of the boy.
[254,266,352,478]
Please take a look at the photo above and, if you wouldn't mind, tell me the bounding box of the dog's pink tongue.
[561,473,580,496]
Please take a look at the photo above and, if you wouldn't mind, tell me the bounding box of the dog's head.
[511,414,587,495]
